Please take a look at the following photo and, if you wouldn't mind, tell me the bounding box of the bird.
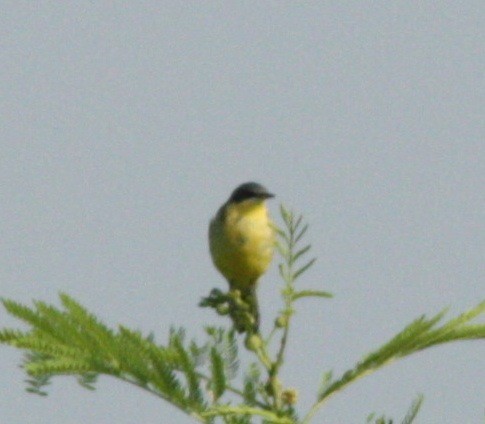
[209,182,275,332]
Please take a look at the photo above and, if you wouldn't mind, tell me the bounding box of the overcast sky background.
[1,3,484,424]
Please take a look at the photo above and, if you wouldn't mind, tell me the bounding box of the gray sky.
[1,2,484,423]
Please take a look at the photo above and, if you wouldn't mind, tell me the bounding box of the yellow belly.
[209,201,274,288]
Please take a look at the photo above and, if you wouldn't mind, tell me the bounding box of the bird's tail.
[241,285,259,332]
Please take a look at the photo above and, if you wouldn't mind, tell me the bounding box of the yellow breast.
[209,200,274,288]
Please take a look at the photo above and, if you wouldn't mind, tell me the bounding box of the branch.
[303,301,485,423]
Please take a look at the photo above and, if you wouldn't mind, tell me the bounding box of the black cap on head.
[229,182,274,203]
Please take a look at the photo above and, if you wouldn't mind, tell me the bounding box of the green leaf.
[293,215,304,233]
[1,299,52,336]
[293,258,316,280]
[294,223,309,244]
[402,394,424,424]
[243,363,261,406]
[171,333,204,407]
[317,370,333,399]
[0,328,25,343]
[274,225,289,242]
[292,244,311,263]
[279,205,291,224]
[190,339,209,367]
[25,358,92,376]
[222,329,239,379]
[209,347,226,400]
[292,290,333,301]
[77,372,98,391]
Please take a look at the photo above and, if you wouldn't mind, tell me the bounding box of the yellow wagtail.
[209,182,275,332]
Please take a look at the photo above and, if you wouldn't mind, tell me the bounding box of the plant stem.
[114,374,208,423]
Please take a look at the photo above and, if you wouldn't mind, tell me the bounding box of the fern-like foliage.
[0,295,213,421]
[205,327,238,401]
[367,394,423,424]
[302,302,485,423]
[242,363,262,406]
[401,394,424,424]
[1,206,484,424]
